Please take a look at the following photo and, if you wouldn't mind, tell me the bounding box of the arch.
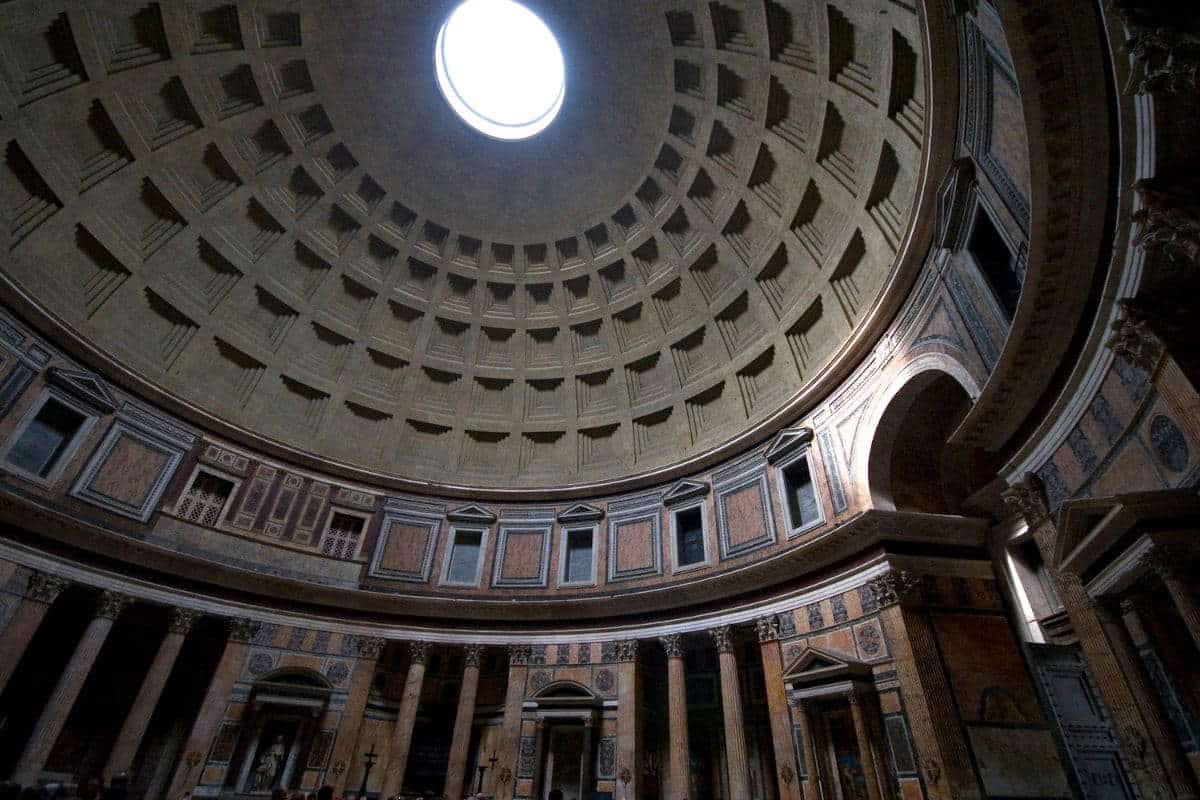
[532,680,598,701]
[858,357,980,514]
[255,667,333,690]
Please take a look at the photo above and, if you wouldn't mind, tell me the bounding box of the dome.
[2,0,939,494]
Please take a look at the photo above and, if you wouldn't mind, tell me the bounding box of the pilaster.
[330,636,388,796]
[381,640,430,797]
[444,643,484,800]
[756,616,802,800]
[711,626,751,800]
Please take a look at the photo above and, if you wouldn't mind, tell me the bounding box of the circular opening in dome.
[435,0,566,141]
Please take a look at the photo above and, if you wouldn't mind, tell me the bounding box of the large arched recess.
[865,361,981,514]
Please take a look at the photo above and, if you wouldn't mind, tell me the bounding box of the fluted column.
[382,640,430,798]
[0,571,69,695]
[495,645,531,800]
[848,689,885,800]
[757,617,802,800]
[444,644,484,800]
[106,607,201,778]
[1104,599,1199,799]
[1144,547,1200,653]
[711,626,751,800]
[794,698,823,800]
[166,618,260,800]
[614,640,641,800]
[13,590,132,784]
[330,636,387,797]
[661,634,691,799]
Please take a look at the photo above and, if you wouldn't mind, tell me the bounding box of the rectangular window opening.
[675,506,705,567]
[6,398,87,478]
[321,512,365,560]
[178,471,236,526]
[563,528,594,584]
[783,457,819,531]
[446,528,484,584]
[968,208,1021,320]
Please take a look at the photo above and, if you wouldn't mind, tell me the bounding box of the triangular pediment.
[558,503,604,523]
[662,478,710,507]
[783,646,870,686]
[446,504,497,524]
[765,426,814,465]
[46,367,117,413]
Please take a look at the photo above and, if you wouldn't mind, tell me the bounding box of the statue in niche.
[252,735,287,792]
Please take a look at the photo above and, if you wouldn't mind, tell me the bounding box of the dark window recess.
[675,507,705,566]
[564,528,593,583]
[783,458,819,530]
[968,209,1021,320]
[6,398,86,477]
[447,529,483,583]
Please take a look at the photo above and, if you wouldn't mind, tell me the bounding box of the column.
[794,698,823,800]
[847,688,885,800]
[0,571,69,695]
[166,618,260,800]
[495,645,531,800]
[661,634,691,799]
[13,590,132,784]
[381,640,430,798]
[106,607,201,778]
[444,644,484,800]
[869,571,981,800]
[329,636,387,797]
[614,640,641,800]
[756,617,803,800]
[711,626,751,800]
[1102,599,1199,799]
[1144,547,1200,652]
[579,718,595,792]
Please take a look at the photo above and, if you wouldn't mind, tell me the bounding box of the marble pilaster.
[495,645,531,800]
[13,590,132,784]
[614,640,641,800]
[106,607,201,778]
[848,688,886,800]
[166,617,259,800]
[0,572,68,696]
[757,617,802,800]
[330,636,387,797]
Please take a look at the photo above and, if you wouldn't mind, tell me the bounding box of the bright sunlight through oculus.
[435,0,566,141]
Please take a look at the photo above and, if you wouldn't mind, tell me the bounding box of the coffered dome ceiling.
[0,0,938,492]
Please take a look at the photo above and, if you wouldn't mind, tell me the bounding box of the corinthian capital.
[755,615,781,643]
[168,607,202,635]
[710,625,735,653]
[1001,472,1050,528]
[226,617,260,643]
[660,633,684,659]
[462,643,485,667]
[866,570,925,609]
[356,636,388,660]
[1107,299,1165,373]
[25,571,69,603]
[94,590,133,620]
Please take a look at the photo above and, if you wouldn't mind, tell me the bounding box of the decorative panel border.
[606,492,662,582]
[70,409,192,522]
[368,501,443,583]
[714,459,777,559]
[492,508,554,588]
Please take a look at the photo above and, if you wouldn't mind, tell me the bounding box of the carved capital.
[613,639,640,663]
[710,625,735,653]
[25,571,69,604]
[94,590,132,620]
[846,687,863,705]
[1107,299,1165,373]
[168,607,202,635]
[356,636,388,660]
[226,617,260,643]
[1001,472,1051,527]
[660,633,685,659]
[407,640,431,664]
[866,570,925,609]
[462,643,484,667]
[755,615,781,643]
[508,644,532,666]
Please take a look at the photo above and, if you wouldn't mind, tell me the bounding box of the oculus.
[434,0,566,140]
